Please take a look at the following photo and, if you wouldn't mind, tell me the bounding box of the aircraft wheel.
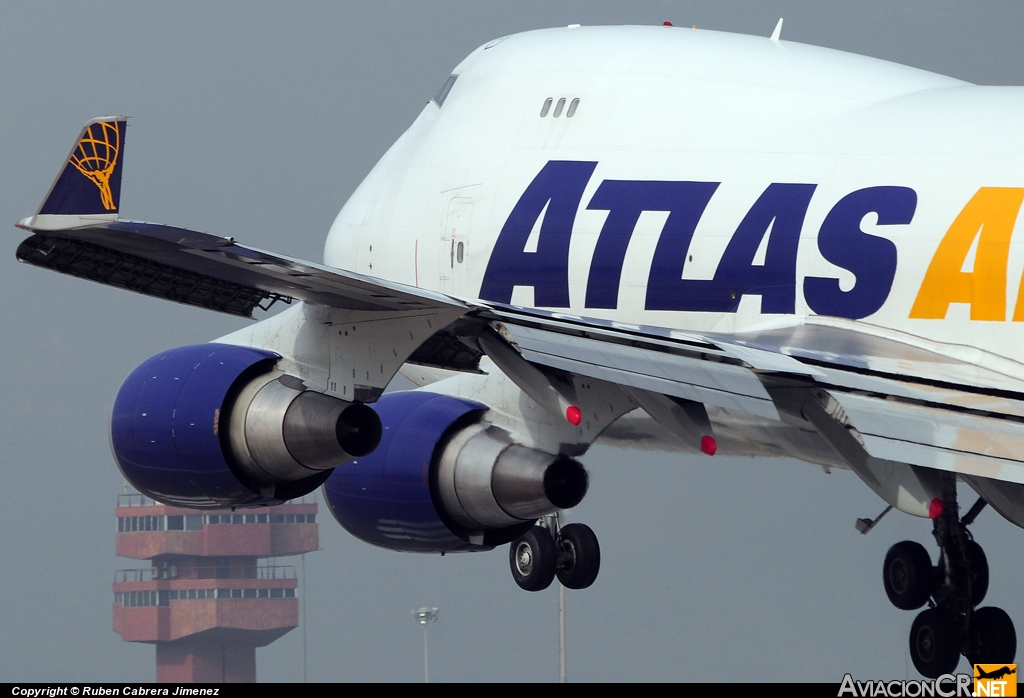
[967,540,990,607]
[910,608,960,678]
[884,541,934,610]
[967,607,1017,666]
[510,528,556,592]
[555,523,601,590]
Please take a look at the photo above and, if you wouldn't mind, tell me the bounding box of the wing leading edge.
[16,220,464,316]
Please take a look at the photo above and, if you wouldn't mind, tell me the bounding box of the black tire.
[967,540,990,607]
[884,541,934,610]
[967,607,1017,666]
[555,523,601,590]
[910,608,961,678]
[509,528,556,592]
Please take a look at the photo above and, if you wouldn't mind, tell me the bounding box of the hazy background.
[3,1,1024,682]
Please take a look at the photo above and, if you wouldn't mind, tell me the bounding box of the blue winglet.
[37,117,127,216]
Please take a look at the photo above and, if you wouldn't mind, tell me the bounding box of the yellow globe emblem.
[69,120,121,211]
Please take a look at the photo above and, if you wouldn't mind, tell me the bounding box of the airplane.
[976,665,1017,681]
[15,22,1024,678]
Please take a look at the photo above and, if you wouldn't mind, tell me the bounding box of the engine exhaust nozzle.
[229,373,382,483]
[436,423,588,530]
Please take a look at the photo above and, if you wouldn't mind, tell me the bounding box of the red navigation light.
[700,435,717,456]
[565,405,582,425]
[663,21,673,27]
[929,498,944,519]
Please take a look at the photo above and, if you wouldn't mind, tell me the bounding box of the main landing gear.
[509,516,601,592]
[882,481,1016,677]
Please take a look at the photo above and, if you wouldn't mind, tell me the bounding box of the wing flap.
[502,323,780,420]
[828,390,1024,485]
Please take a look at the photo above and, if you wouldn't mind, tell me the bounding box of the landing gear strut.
[509,516,600,592]
[882,478,1016,677]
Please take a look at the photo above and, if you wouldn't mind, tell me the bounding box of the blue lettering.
[646,183,815,313]
[804,186,915,319]
[484,163,910,318]
[586,180,718,308]
[479,161,597,306]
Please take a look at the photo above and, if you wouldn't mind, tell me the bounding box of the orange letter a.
[910,187,1024,321]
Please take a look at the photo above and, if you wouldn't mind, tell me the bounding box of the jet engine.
[110,343,382,508]
[323,390,589,553]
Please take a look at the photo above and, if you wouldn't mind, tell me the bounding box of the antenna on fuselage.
[770,18,784,42]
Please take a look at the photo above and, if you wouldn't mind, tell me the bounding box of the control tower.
[112,494,318,683]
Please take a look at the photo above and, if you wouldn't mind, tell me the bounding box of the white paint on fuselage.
[324,25,1024,364]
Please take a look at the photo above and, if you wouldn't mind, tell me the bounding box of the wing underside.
[17,221,462,316]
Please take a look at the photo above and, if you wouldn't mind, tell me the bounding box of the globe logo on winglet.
[68,120,121,211]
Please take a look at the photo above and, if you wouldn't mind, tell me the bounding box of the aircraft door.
[441,197,472,293]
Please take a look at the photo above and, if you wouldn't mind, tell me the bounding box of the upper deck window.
[433,75,458,107]
[541,97,580,118]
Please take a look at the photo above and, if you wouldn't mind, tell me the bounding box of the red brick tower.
[112,494,318,683]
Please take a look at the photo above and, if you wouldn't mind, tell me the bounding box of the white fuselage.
[324,25,1024,367]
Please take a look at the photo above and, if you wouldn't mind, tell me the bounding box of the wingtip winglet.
[32,116,128,225]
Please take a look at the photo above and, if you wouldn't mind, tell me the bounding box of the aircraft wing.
[16,219,465,317]
[18,118,462,319]
[19,117,1024,489]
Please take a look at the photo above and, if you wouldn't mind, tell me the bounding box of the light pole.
[559,582,566,683]
[412,607,439,683]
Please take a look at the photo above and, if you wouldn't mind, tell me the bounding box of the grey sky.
[2,1,1024,682]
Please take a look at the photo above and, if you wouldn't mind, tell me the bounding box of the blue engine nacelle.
[323,391,590,553]
[111,343,381,508]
